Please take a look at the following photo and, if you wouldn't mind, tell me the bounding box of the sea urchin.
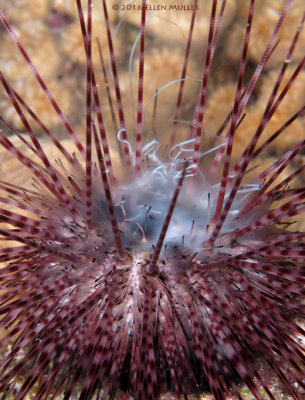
[0,1,305,399]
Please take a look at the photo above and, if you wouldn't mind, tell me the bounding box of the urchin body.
[0,1,305,400]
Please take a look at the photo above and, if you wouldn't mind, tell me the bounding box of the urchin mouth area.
[113,160,261,258]
[48,141,264,271]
